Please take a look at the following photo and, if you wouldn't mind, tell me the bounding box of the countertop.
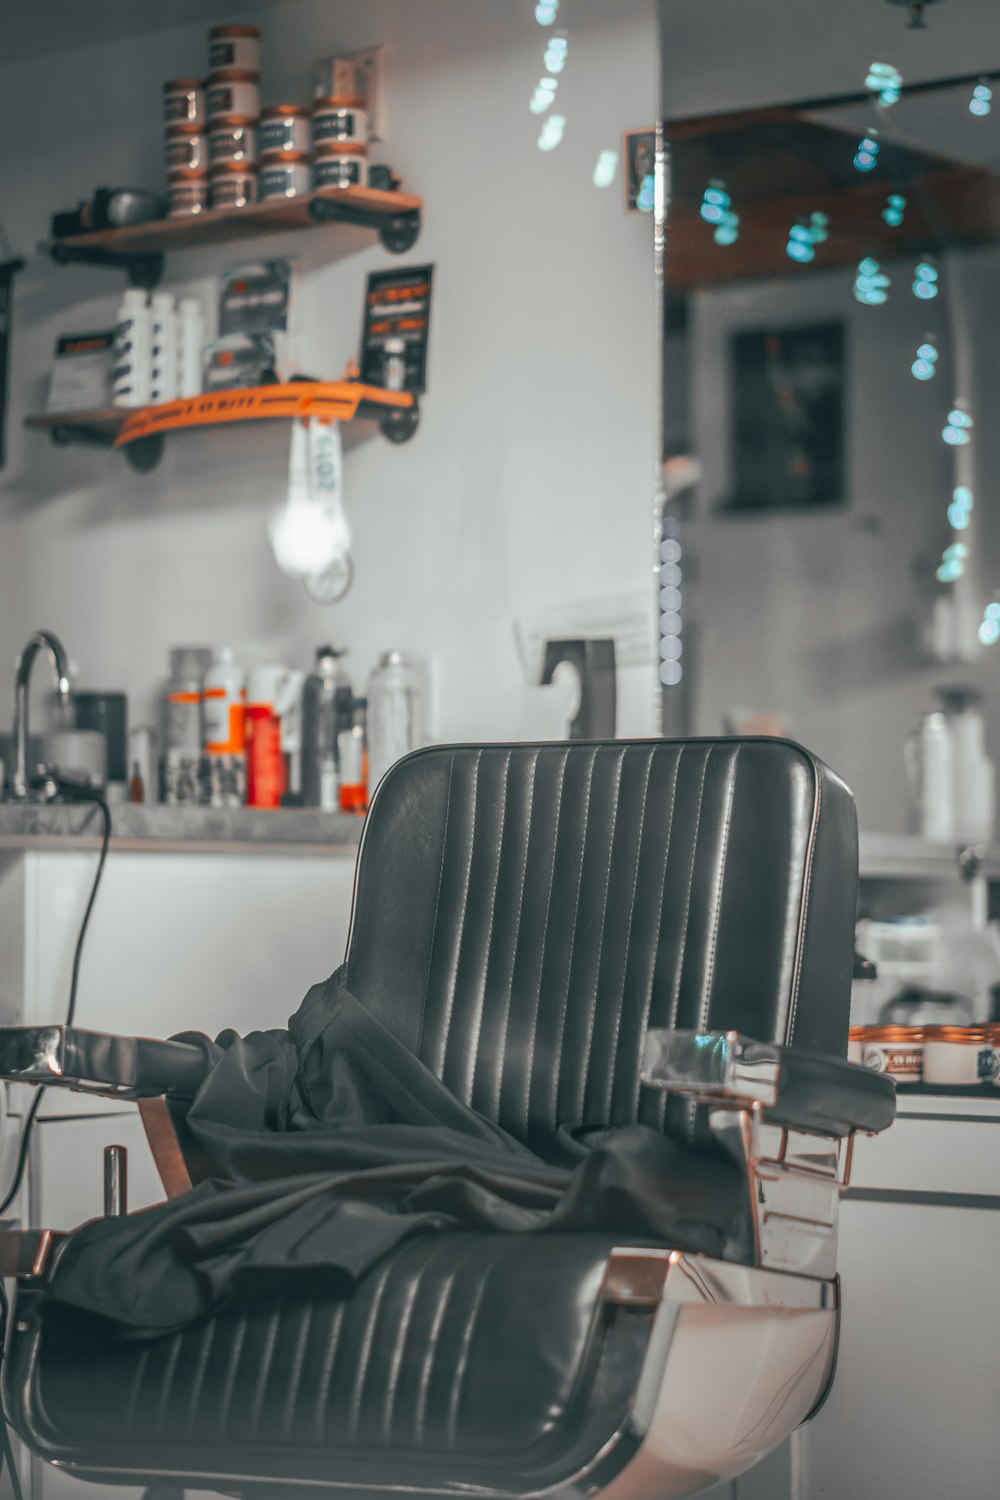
[0,805,996,873]
[0,800,364,855]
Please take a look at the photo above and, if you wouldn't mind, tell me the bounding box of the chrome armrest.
[0,1025,208,1100]
[641,1027,895,1137]
[642,1028,781,1105]
[641,1028,896,1280]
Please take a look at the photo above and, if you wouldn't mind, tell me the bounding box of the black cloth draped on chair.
[41,969,746,1338]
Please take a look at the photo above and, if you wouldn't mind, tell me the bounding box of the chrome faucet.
[11,630,72,800]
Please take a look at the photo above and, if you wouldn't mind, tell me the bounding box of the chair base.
[8,1250,837,1500]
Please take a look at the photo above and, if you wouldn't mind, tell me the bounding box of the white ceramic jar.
[922,1027,994,1086]
[208,24,260,76]
[258,154,312,201]
[163,79,205,129]
[857,1026,923,1083]
[258,106,311,159]
[167,173,209,217]
[208,118,257,166]
[165,128,207,174]
[313,143,367,191]
[209,162,256,210]
[311,97,368,147]
[207,71,260,124]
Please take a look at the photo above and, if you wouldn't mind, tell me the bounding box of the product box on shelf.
[46,331,115,412]
[311,55,367,103]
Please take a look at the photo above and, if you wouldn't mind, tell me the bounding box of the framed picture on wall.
[624,129,656,212]
[725,320,845,510]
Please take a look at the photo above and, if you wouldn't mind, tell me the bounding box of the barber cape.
[40,969,746,1337]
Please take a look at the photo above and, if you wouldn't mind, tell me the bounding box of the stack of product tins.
[311,79,369,191]
[163,24,261,216]
[257,106,312,201]
[850,1024,1000,1087]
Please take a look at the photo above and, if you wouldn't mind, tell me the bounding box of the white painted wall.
[0,0,658,741]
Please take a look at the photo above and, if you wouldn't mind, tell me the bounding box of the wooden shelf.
[44,185,423,284]
[24,408,124,440]
[25,381,419,470]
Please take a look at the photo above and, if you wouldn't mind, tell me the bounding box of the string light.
[948,485,974,529]
[866,61,903,106]
[637,173,655,212]
[535,0,559,23]
[911,341,938,380]
[714,211,740,245]
[787,224,815,263]
[979,602,1000,646]
[593,150,617,188]
[809,211,829,243]
[698,184,739,242]
[544,34,568,72]
[854,256,890,304]
[785,213,828,263]
[912,261,939,300]
[942,407,973,445]
[854,134,880,172]
[699,183,730,224]
[537,114,565,151]
[970,82,992,116]
[936,541,967,583]
[658,523,683,686]
[883,193,906,226]
[529,77,558,113]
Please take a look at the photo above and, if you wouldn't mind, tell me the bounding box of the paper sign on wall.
[359,263,433,394]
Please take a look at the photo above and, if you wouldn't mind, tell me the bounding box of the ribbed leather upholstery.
[21,1234,649,1484]
[348,739,858,1150]
[10,737,859,1492]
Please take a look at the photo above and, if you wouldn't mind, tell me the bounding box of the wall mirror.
[658,0,1000,833]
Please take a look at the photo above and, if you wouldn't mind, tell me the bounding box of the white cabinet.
[0,841,358,1500]
[701,1095,1000,1500]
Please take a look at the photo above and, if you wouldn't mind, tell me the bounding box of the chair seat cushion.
[17,1231,656,1490]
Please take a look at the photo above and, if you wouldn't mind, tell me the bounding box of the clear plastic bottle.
[163,646,212,803]
[367,650,419,794]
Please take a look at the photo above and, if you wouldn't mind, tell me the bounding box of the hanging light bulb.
[970,82,992,116]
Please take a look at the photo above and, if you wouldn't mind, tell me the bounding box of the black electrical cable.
[0,787,112,1218]
[0,787,111,1496]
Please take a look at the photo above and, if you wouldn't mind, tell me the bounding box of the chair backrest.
[344,738,858,1152]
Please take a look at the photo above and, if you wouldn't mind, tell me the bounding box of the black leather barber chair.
[0,739,894,1498]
